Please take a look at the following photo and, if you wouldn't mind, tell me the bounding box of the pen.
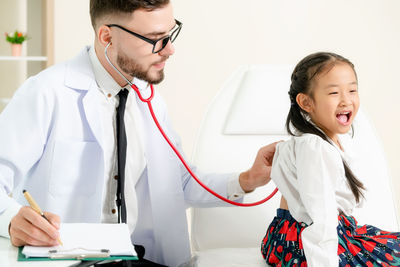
[22,190,63,246]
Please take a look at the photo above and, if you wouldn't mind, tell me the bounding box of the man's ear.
[97,25,113,47]
[296,93,313,113]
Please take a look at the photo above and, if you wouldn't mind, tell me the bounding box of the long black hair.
[286,52,365,203]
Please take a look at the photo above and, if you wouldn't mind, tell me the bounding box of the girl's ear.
[296,93,313,113]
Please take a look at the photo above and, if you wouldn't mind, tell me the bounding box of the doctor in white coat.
[0,1,276,266]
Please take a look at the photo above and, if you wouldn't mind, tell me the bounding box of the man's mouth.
[336,111,352,125]
[153,61,165,69]
[152,57,169,70]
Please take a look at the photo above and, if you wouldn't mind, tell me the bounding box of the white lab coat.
[0,47,235,266]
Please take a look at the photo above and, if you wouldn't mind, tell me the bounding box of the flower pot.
[11,44,22,56]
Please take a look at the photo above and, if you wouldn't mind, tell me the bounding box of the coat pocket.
[49,140,102,197]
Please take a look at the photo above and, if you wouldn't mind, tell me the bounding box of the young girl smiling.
[261,52,400,266]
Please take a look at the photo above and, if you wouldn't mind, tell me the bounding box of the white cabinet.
[0,0,53,112]
[0,56,47,61]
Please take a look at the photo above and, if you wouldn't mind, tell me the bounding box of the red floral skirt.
[261,209,400,266]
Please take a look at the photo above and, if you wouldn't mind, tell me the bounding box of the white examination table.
[189,65,399,267]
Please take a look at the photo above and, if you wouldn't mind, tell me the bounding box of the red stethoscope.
[105,42,278,207]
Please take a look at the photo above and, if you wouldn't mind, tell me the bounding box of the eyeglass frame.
[106,19,182,54]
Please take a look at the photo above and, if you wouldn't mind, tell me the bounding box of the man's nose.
[158,39,175,56]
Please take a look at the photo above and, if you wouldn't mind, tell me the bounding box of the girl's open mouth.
[336,111,352,125]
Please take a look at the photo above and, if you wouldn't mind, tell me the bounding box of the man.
[0,1,276,266]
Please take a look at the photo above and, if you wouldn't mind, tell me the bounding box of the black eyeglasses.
[107,19,182,53]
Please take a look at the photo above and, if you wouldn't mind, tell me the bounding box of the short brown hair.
[90,0,170,30]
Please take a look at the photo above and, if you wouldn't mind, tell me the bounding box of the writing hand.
[9,206,60,247]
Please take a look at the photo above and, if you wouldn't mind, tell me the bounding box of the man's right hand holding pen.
[9,206,61,247]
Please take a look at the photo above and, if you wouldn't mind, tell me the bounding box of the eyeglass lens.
[153,25,181,53]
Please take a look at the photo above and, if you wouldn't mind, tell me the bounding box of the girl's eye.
[350,89,358,93]
[329,92,338,95]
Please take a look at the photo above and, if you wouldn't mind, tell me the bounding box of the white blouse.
[271,133,363,267]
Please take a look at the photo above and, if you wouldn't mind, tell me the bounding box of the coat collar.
[64,46,97,91]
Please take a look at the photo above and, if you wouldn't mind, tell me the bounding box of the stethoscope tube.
[104,43,278,207]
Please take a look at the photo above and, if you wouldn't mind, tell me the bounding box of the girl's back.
[272,133,359,225]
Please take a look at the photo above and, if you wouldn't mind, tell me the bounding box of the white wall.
[53,0,93,63]
[53,0,400,219]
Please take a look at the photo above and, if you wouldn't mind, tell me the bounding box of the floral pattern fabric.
[261,209,400,266]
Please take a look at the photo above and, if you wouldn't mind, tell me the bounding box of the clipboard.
[18,223,138,262]
[18,246,138,261]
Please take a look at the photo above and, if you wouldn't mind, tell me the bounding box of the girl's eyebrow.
[324,81,358,89]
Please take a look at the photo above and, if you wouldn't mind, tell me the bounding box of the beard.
[116,49,167,85]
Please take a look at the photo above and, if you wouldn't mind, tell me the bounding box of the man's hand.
[9,206,60,247]
[239,142,278,193]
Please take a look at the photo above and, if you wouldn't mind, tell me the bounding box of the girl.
[260,52,400,266]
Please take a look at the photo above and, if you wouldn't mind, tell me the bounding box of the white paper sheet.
[22,223,136,258]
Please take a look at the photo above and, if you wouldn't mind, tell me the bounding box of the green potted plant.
[4,30,29,56]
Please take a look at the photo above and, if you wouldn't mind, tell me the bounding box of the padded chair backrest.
[347,111,399,230]
[190,64,399,252]
[0,99,8,113]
